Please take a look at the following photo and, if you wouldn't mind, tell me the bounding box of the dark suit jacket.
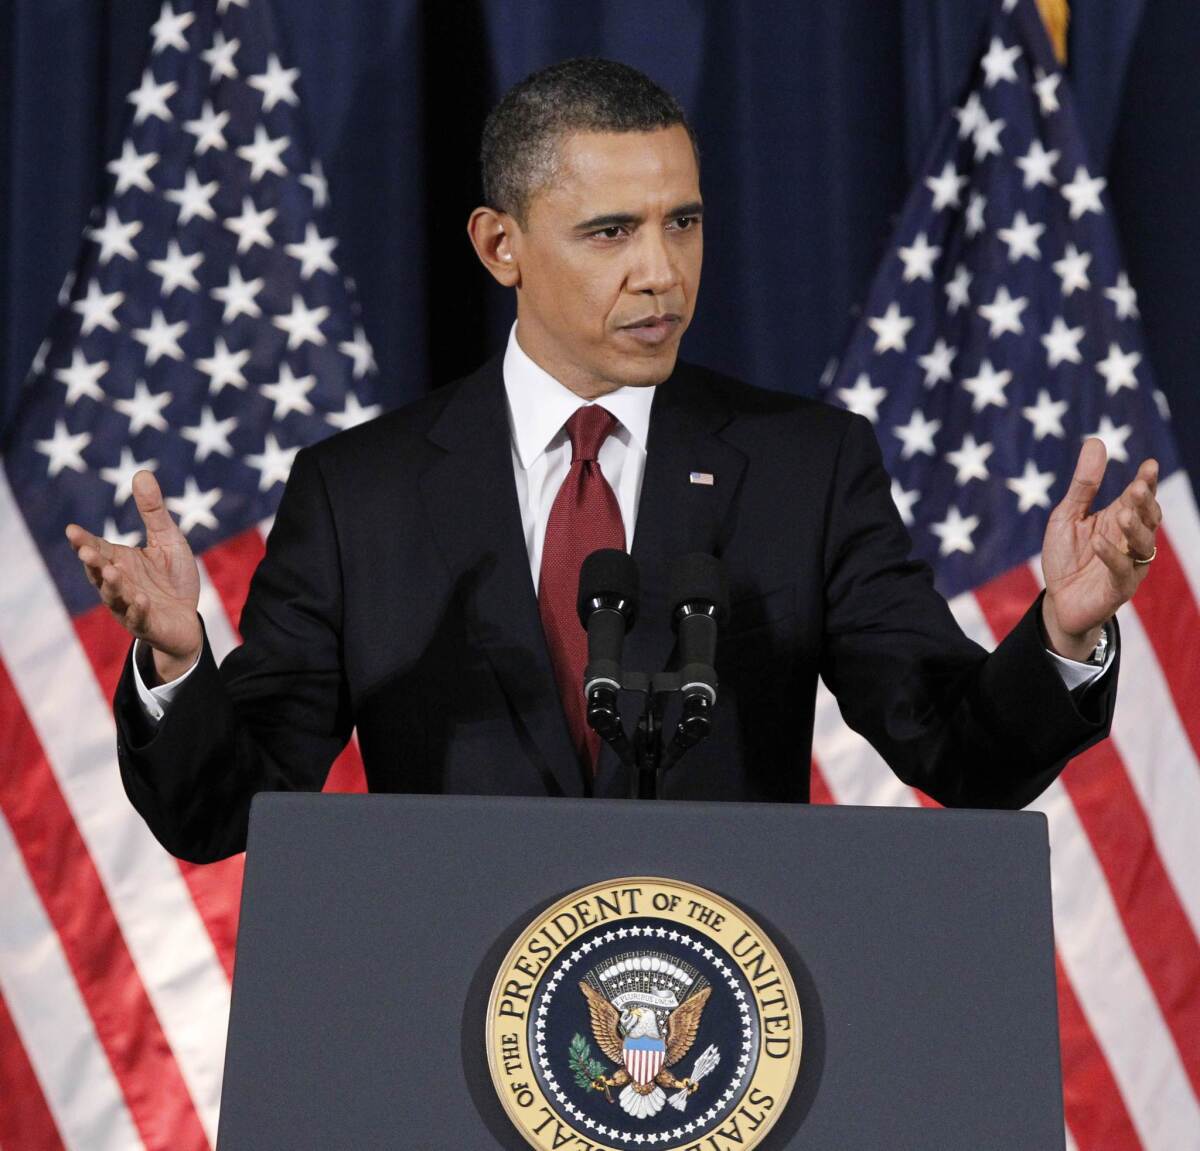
[115,356,1117,862]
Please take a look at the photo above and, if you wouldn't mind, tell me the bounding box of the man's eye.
[671,215,700,231]
[594,226,625,240]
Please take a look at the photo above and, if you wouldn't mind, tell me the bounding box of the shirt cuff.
[131,639,200,722]
[1044,621,1116,692]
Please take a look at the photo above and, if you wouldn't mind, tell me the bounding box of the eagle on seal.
[579,981,712,1119]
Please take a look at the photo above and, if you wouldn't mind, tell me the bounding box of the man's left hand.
[1041,437,1161,662]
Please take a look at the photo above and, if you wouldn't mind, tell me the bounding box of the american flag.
[0,1,376,1146]
[818,1,1200,1147]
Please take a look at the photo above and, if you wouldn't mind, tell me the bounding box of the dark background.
[2,0,1196,493]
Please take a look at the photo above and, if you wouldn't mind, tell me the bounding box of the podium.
[217,794,1065,1149]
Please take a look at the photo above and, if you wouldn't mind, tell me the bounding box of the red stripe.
[1124,528,1200,766]
[809,758,835,804]
[201,527,267,637]
[0,660,209,1151]
[977,565,1200,1096]
[0,987,65,1151]
[323,738,368,793]
[1055,955,1143,1150]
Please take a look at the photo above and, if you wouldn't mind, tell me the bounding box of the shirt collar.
[502,322,656,469]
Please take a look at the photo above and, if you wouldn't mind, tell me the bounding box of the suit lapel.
[419,357,586,797]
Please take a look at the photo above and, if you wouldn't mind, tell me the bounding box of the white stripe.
[0,474,227,1144]
[1160,471,1200,606]
[1063,1127,1078,1151]
[0,811,144,1151]
[197,557,240,663]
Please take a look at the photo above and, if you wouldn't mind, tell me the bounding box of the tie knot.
[565,405,618,463]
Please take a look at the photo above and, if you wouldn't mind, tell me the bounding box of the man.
[66,59,1161,864]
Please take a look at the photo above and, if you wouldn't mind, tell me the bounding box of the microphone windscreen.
[669,553,729,621]
[577,549,639,625]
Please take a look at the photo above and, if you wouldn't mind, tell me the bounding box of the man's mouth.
[618,314,682,346]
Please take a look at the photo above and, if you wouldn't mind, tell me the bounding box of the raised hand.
[65,470,203,683]
[1041,437,1161,661]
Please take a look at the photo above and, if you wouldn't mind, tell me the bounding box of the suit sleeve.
[818,413,1117,809]
[114,446,353,862]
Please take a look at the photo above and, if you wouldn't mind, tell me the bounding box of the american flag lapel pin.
[689,471,715,486]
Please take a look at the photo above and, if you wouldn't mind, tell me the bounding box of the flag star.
[72,280,125,335]
[184,100,230,155]
[997,210,1045,262]
[224,196,277,253]
[1105,272,1139,320]
[114,379,172,433]
[1086,416,1133,464]
[980,37,1022,86]
[1006,461,1057,513]
[917,339,956,387]
[946,434,994,485]
[327,393,383,431]
[57,270,76,307]
[892,409,940,459]
[1002,0,1018,11]
[925,162,967,211]
[261,363,317,418]
[133,308,188,365]
[30,339,51,378]
[978,285,1028,337]
[127,68,177,124]
[1034,68,1061,115]
[891,479,919,527]
[836,373,886,423]
[100,448,157,506]
[1154,389,1171,422]
[300,158,329,209]
[1096,342,1141,395]
[945,264,972,314]
[201,30,240,81]
[964,192,987,238]
[272,294,330,350]
[167,478,222,534]
[898,231,941,282]
[150,2,194,53]
[217,0,248,11]
[285,222,338,279]
[148,239,203,295]
[181,407,238,462]
[1052,243,1092,296]
[166,169,219,224]
[962,359,1011,411]
[952,93,985,141]
[338,325,377,378]
[236,125,290,182]
[196,337,251,394]
[1041,316,1085,367]
[248,53,301,111]
[930,505,980,556]
[1015,138,1059,188]
[972,113,1006,161]
[1022,388,1068,440]
[211,266,265,323]
[103,518,142,548]
[54,349,109,405]
[88,208,143,264]
[34,420,91,477]
[867,302,914,354]
[244,432,299,491]
[1061,166,1106,220]
[106,139,159,194]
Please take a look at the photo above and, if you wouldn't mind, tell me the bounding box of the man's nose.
[627,229,678,294]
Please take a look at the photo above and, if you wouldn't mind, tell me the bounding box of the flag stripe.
[199,526,267,638]
[0,657,208,1150]
[809,758,835,804]
[1158,473,1200,606]
[0,986,66,1151]
[0,810,144,1151]
[0,472,227,1146]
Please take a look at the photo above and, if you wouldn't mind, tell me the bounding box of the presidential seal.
[486,878,801,1151]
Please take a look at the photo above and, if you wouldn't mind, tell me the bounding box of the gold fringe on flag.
[1036,0,1070,64]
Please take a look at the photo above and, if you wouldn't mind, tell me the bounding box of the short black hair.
[480,57,698,225]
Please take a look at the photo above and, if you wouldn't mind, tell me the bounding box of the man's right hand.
[65,469,203,684]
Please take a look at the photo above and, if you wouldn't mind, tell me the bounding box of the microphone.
[577,549,639,755]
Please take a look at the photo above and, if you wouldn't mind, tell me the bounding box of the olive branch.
[568,1033,607,1090]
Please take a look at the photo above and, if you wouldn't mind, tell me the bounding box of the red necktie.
[538,405,626,774]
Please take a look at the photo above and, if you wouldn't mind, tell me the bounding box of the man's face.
[509,124,702,398]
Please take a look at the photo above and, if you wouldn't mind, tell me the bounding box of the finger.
[65,523,114,561]
[1092,532,1137,585]
[1122,480,1163,530]
[1117,506,1156,559]
[131,471,179,540]
[1136,457,1159,496]
[1058,438,1108,519]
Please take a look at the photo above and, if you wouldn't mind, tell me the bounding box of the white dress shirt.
[134,321,1107,718]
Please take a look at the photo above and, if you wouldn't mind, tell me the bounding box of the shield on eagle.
[623,1035,667,1086]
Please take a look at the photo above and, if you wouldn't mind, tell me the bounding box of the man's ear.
[467,207,521,287]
